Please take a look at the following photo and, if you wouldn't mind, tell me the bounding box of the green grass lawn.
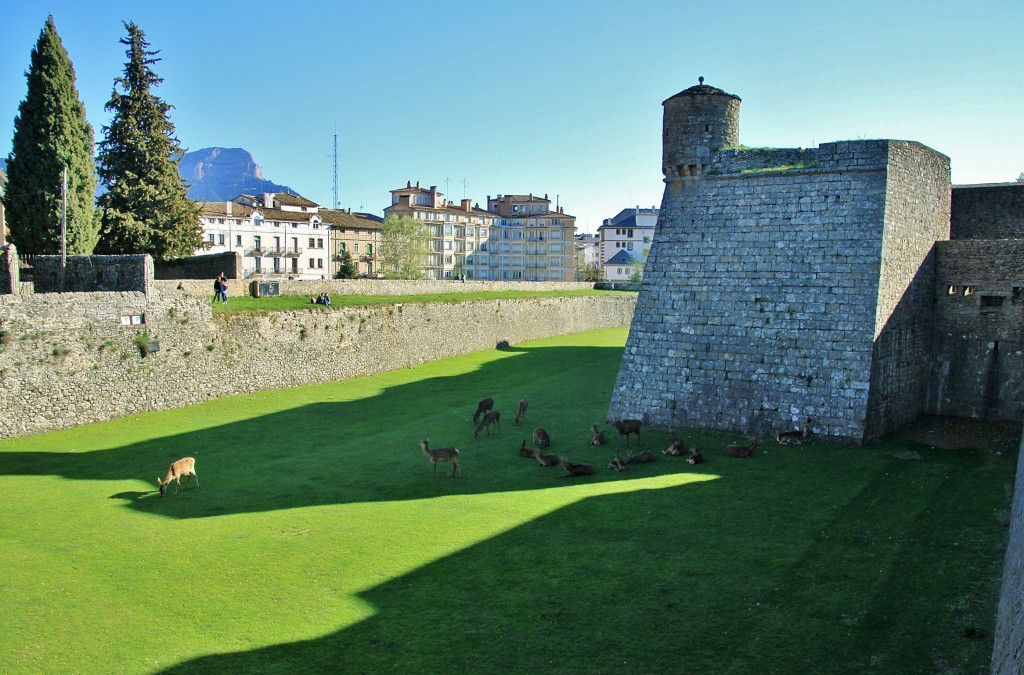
[0,327,1014,674]
[212,289,632,314]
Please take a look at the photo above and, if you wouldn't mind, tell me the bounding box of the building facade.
[322,208,383,278]
[597,207,657,281]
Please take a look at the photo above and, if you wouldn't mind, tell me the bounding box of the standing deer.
[687,446,704,465]
[776,419,813,445]
[590,424,606,446]
[723,437,759,458]
[558,457,595,477]
[611,418,643,453]
[518,439,536,458]
[533,447,560,467]
[157,457,198,497]
[420,439,461,477]
[473,397,494,424]
[663,431,685,456]
[514,398,529,426]
[474,410,501,437]
[532,427,551,449]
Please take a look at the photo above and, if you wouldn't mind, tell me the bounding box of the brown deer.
[776,419,813,445]
[558,457,595,477]
[687,446,704,465]
[420,439,461,477]
[590,424,606,446]
[611,417,642,453]
[514,398,529,426]
[473,397,494,424]
[533,447,560,467]
[607,455,628,472]
[474,410,501,437]
[723,437,759,458]
[532,427,551,449]
[625,450,656,464]
[157,457,198,497]
[518,439,536,458]
[663,431,685,456]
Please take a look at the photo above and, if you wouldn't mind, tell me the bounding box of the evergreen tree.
[3,16,98,255]
[95,21,202,260]
[335,249,358,279]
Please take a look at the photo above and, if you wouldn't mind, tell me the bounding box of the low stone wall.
[993,430,1024,675]
[27,254,153,294]
[0,288,635,439]
[154,251,242,280]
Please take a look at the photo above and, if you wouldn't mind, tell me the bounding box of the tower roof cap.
[664,79,740,104]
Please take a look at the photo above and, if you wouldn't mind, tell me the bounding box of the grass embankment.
[212,289,632,314]
[0,327,1014,673]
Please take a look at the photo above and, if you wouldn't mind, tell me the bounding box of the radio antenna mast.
[332,130,340,210]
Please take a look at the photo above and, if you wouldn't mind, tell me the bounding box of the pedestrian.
[218,273,229,303]
[212,275,223,303]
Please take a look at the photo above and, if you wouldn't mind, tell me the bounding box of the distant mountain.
[179,147,301,202]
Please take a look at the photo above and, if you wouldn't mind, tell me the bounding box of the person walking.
[218,273,229,303]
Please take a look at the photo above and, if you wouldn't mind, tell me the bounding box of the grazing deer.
[663,431,685,456]
[687,446,704,465]
[532,427,551,449]
[723,437,759,458]
[607,455,628,472]
[558,457,595,477]
[519,439,536,458]
[473,397,494,424]
[776,419,813,445]
[157,457,198,497]
[611,417,642,453]
[590,424,606,446]
[474,410,501,437]
[625,450,656,464]
[420,439,461,477]
[514,398,529,426]
[533,447,560,467]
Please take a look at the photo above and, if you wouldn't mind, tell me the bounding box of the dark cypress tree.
[95,21,202,260]
[3,15,98,254]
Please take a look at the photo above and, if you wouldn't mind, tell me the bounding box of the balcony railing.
[244,246,265,256]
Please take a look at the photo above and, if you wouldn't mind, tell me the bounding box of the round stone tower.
[662,79,741,179]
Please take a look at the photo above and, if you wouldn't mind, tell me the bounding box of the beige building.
[321,208,383,277]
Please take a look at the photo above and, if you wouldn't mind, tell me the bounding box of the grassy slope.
[0,327,1014,674]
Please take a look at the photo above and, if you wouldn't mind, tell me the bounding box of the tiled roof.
[201,202,255,218]
[320,209,384,229]
[606,250,636,265]
[273,193,318,208]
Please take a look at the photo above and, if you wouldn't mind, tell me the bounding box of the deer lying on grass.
[611,417,642,453]
[533,447,560,467]
[590,424,606,446]
[533,427,551,449]
[663,431,685,456]
[558,457,595,477]
[687,446,704,465]
[723,437,759,458]
[776,419,813,445]
[607,455,627,472]
[420,439,461,477]
[514,398,529,426]
[473,397,494,424]
[519,439,536,458]
[474,410,501,437]
[157,457,198,497]
[625,450,656,464]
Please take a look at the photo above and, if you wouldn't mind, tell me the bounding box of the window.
[354,243,360,253]
[218,234,225,245]
[309,238,316,248]
[207,233,215,243]
[317,259,324,269]
[236,235,242,246]
[947,285,957,295]
[254,235,261,248]
[367,244,373,255]
[255,258,262,272]
[340,243,346,252]
[309,257,316,268]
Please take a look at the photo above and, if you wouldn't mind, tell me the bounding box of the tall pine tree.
[3,15,98,255]
[95,21,202,260]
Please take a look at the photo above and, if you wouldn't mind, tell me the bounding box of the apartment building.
[597,207,657,281]
[481,193,578,281]
[321,208,384,277]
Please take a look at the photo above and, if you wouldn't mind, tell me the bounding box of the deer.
[723,437,759,458]
[514,398,529,426]
[625,450,656,464]
[687,446,704,465]
[533,447,560,467]
[663,431,685,456]
[474,410,501,437]
[533,427,551,449]
[611,417,642,453]
[157,457,198,497]
[473,397,494,425]
[607,455,628,472]
[558,457,595,478]
[590,424,606,445]
[777,419,813,445]
[518,439,536,458]
[420,439,461,477]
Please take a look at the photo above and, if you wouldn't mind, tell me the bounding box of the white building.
[597,207,658,281]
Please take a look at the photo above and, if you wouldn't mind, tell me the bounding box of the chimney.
[225,201,232,215]
[416,180,420,189]
[461,199,472,212]
[407,180,411,188]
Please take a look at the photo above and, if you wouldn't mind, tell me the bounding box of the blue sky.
[2,1,1021,232]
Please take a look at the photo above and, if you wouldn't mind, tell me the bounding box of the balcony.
[244,246,265,256]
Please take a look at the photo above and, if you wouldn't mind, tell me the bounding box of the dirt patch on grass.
[891,415,1022,454]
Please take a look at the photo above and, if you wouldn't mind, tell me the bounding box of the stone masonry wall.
[710,147,819,175]
[992,430,1024,675]
[951,183,1024,240]
[610,141,895,443]
[0,289,635,439]
[154,251,242,281]
[863,141,951,438]
[928,240,1024,420]
[28,255,153,294]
